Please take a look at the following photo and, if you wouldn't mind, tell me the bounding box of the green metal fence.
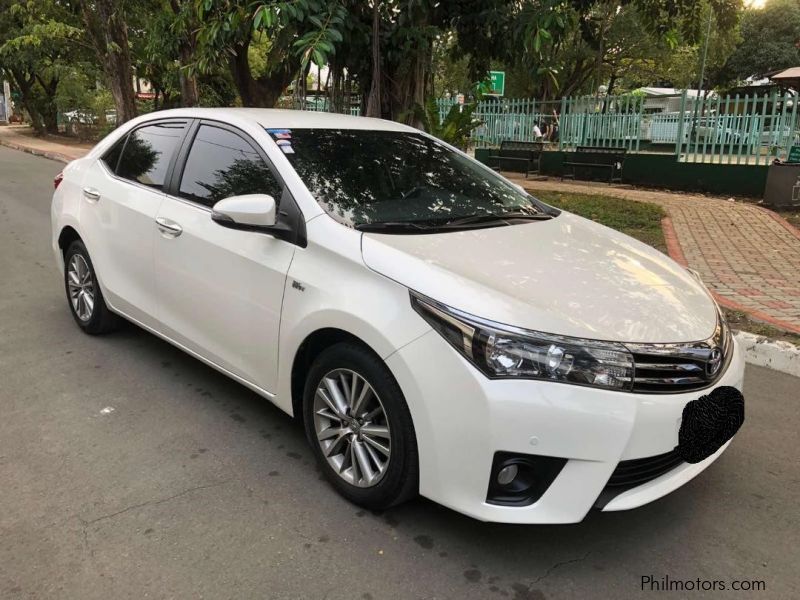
[437,98,562,148]
[674,90,800,165]
[296,97,361,116]
[299,90,799,166]
[557,95,644,152]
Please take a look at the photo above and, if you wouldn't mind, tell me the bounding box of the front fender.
[275,216,430,415]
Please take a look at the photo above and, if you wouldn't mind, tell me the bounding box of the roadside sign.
[488,71,505,96]
[787,145,800,163]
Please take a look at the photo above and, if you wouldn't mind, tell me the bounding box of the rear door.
[79,120,188,325]
[153,121,296,392]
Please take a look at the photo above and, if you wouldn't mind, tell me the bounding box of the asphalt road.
[1,145,799,600]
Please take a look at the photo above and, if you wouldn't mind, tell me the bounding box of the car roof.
[132,107,417,132]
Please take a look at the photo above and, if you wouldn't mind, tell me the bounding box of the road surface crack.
[533,550,591,584]
[84,480,231,526]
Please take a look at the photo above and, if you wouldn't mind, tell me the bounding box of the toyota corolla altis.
[51,108,745,523]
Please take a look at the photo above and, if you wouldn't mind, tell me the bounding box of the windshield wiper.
[354,221,430,232]
[440,211,554,228]
[355,211,554,233]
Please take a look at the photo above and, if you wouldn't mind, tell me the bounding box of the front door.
[153,122,296,393]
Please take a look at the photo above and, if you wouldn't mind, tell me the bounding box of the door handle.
[155,217,183,238]
[82,187,101,202]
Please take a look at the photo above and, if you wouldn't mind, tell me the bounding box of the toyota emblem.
[707,347,723,377]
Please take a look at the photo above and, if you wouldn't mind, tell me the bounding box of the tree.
[194,0,347,108]
[501,0,742,99]
[77,0,139,123]
[725,0,800,81]
[0,0,87,133]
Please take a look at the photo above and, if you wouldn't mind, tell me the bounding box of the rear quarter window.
[100,136,126,173]
[116,122,186,189]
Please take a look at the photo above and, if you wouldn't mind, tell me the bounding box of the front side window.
[117,122,186,189]
[276,129,550,229]
[179,125,282,208]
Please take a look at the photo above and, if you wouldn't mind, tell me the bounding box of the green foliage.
[0,0,91,132]
[725,0,800,80]
[412,97,482,150]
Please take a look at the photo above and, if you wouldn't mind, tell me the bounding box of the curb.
[734,330,800,378]
[0,137,73,164]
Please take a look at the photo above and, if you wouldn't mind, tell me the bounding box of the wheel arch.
[289,328,385,420]
[57,225,82,254]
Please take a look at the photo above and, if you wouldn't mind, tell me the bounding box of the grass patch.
[533,190,667,253]
[722,308,800,345]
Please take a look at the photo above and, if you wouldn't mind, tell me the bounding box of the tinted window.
[179,125,282,208]
[117,122,186,189]
[101,136,126,173]
[276,129,545,227]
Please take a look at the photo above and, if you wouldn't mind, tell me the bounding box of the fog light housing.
[486,452,568,507]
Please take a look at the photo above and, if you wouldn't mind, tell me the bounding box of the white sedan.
[51,108,745,523]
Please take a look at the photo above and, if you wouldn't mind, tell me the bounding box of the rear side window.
[117,122,186,189]
[178,125,282,208]
[101,136,126,173]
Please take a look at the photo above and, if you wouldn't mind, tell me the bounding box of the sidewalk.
[509,176,800,334]
[0,124,91,162]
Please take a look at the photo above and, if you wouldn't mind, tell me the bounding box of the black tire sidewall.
[303,342,418,509]
[63,240,112,333]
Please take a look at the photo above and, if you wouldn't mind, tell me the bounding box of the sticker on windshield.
[266,128,292,138]
[280,145,295,154]
[275,139,291,146]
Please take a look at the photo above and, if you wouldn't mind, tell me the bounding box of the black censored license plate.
[678,386,745,464]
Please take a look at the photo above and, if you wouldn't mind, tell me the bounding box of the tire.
[303,342,418,510]
[64,240,120,334]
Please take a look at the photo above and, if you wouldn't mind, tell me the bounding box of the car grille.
[606,447,684,488]
[624,314,732,394]
[594,447,686,509]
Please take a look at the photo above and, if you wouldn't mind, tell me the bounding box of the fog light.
[486,452,568,507]
[497,464,518,486]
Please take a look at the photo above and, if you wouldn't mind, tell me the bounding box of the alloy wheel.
[313,369,392,488]
[67,254,95,322]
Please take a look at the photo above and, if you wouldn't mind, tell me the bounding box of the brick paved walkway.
[508,176,800,334]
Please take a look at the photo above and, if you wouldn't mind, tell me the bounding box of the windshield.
[269,129,553,229]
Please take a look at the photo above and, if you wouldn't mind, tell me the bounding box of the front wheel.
[303,342,418,510]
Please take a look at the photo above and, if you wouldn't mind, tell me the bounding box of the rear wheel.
[64,240,120,334]
[303,342,418,510]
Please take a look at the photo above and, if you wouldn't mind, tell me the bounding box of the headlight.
[410,292,634,390]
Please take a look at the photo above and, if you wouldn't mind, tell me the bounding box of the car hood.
[361,212,718,343]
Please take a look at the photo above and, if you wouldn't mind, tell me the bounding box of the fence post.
[675,90,687,160]
[559,96,567,151]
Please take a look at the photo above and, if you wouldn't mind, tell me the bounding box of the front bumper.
[386,331,745,524]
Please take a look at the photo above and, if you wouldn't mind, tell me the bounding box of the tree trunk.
[389,44,430,126]
[35,75,60,134]
[8,69,45,135]
[229,40,295,108]
[81,0,138,124]
[169,0,199,107]
[365,1,382,118]
[178,47,199,107]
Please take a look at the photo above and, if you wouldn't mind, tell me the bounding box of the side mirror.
[211,194,277,230]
